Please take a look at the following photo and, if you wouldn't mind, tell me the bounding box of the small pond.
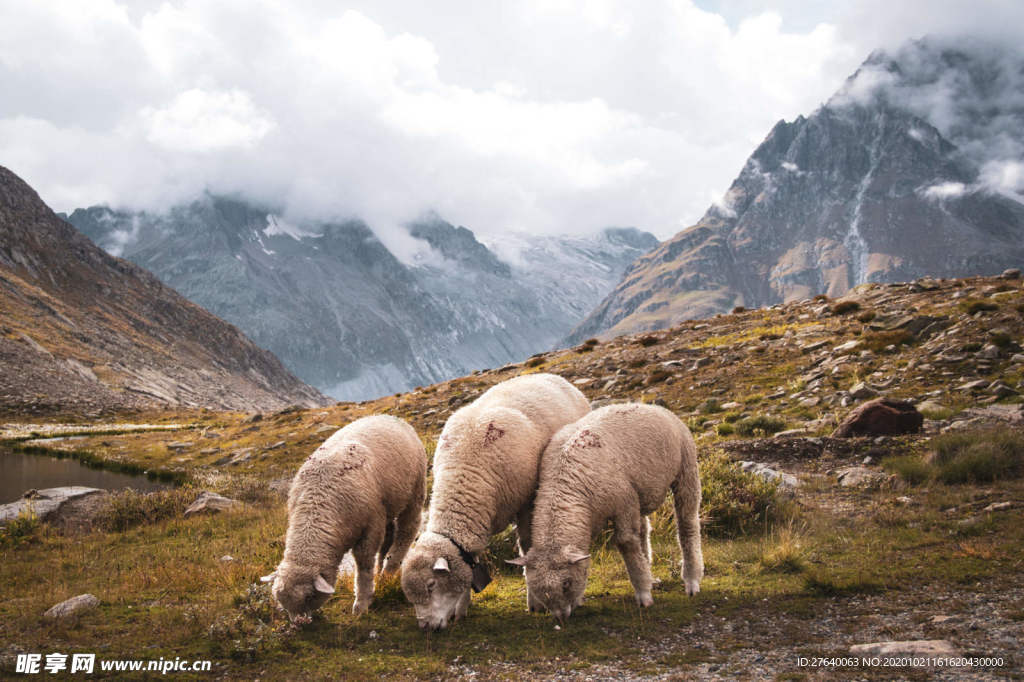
[1,447,170,504]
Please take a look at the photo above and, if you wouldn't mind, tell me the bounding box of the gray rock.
[835,466,887,487]
[957,379,989,392]
[183,492,238,517]
[989,381,1018,398]
[849,640,959,657]
[849,382,880,400]
[44,594,100,620]
[739,461,799,488]
[983,501,1014,512]
[1001,268,1022,279]
[0,487,105,525]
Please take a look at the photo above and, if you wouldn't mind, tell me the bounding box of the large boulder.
[0,487,105,525]
[183,491,238,517]
[832,398,923,438]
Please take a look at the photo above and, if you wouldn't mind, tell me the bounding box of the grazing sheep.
[401,373,590,631]
[508,403,702,623]
[261,415,426,621]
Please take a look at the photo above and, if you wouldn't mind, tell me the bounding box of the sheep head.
[509,544,590,623]
[400,533,473,631]
[261,563,336,624]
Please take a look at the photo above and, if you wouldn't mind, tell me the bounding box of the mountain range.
[569,38,1024,343]
[0,165,327,415]
[66,203,656,400]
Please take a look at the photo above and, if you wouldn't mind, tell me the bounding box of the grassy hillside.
[2,273,1022,679]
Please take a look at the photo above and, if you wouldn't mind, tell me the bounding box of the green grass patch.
[699,448,788,537]
[734,415,786,437]
[930,426,1024,483]
[961,299,999,314]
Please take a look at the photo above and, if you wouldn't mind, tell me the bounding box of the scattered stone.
[983,501,1013,512]
[1000,268,1022,279]
[849,640,959,658]
[740,461,798,488]
[832,398,923,438]
[800,340,829,353]
[183,492,238,517]
[774,428,808,438]
[915,400,948,416]
[989,381,1018,398]
[264,441,286,451]
[833,340,861,353]
[835,466,887,487]
[165,442,190,451]
[44,594,100,620]
[199,448,218,456]
[976,344,1001,360]
[1011,353,1024,364]
[956,379,989,392]
[220,555,235,562]
[243,412,264,423]
[720,401,742,410]
[848,382,880,400]
[0,487,105,525]
[895,496,914,505]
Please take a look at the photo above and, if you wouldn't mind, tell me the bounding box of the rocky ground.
[1,273,1022,679]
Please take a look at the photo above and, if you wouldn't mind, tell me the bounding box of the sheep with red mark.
[509,403,703,623]
[400,373,590,631]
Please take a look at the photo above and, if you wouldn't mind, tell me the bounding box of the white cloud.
[921,181,967,200]
[1,1,1022,241]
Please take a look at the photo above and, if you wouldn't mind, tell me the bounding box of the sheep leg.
[351,525,385,615]
[454,587,471,621]
[377,519,396,572]
[614,507,655,608]
[672,466,704,596]
[381,498,422,575]
[514,505,543,611]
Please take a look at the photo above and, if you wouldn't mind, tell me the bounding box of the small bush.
[758,521,806,574]
[583,338,599,347]
[931,427,1024,483]
[637,335,660,347]
[885,426,1024,485]
[990,333,1014,348]
[813,294,829,302]
[700,448,786,537]
[716,422,735,436]
[883,454,931,485]
[857,310,877,323]
[722,411,743,423]
[831,300,861,315]
[0,505,41,548]
[701,398,723,414]
[96,488,195,532]
[628,358,646,369]
[961,300,998,315]
[960,342,983,352]
[525,356,545,368]
[862,329,914,353]
[735,415,786,437]
[731,306,747,314]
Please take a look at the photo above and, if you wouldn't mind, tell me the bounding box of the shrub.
[758,521,806,574]
[628,358,646,369]
[525,356,545,368]
[931,427,1024,483]
[699,448,786,537]
[735,415,786,437]
[857,310,877,323]
[716,422,735,436]
[95,488,196,532]
[0,505,41,548]
[701,398,723,414]
[990,333,1014,348]
[583,338,599,347]
[813,294,829,302]
[831,300,861,315]
[732,306,747,314]
[862,329,914,353]
[961,299,998,314]
[883,454,931,485]
[637,335,660,347]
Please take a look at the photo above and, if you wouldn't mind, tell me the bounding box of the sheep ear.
[505,556,528,567]
[259,572,277,583]
[313,574,335,594]
[566,551,590,564]
[432,557,450,573]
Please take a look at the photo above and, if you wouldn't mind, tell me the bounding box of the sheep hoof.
[685,579,701,596]
[636,592,654,608]
[352,600,371,615]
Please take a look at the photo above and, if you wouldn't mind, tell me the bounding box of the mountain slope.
[67,202,656,400]
[0,166,328,415]
[570,38,1024,342]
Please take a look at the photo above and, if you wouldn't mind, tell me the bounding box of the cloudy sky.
[1,0,1022,242]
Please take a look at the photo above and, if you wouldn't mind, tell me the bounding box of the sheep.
[400,373,590,631]
[261,415,426,621]
[508,402,703,623]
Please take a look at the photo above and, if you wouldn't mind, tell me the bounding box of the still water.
[0,447,169,504]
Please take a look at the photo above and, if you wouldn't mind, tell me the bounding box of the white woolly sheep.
[508,403,702,623]
[401,373,590,631]
[261,415,426,621]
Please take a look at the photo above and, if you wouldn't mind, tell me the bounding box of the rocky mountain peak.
[570,39,1024,343]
